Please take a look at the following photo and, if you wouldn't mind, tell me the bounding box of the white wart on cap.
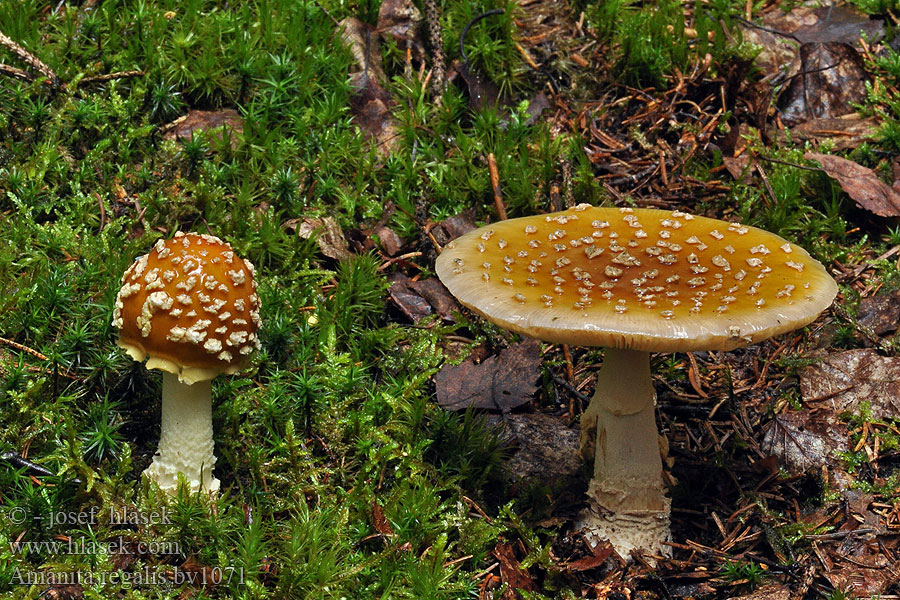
[113,232,261,384]
[436,205,837,352]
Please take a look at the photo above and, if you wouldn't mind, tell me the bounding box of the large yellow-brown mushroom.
[436,205,837,558]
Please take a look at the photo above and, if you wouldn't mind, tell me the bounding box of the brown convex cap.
[113,232,261,384]
[435,205,838,352]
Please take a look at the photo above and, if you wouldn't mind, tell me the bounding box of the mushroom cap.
[113,232,261,384]
[435,205,838,352]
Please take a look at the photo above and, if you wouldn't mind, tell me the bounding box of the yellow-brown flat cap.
[436,205,837,352]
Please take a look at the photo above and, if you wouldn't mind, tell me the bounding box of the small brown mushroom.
[436,205,837,558]
[113,232,261,493]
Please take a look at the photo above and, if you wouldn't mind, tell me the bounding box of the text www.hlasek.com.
[11,566,245,587]
[9,536,181,557]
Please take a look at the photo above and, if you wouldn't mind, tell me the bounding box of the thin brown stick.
[686,352,709,399]
[487,153,507,220]
[96,193,107,231]
[0,63,33,82]
[423,0,444,98]
[78,70,144,86]
[0,30,58,86]
[0,336,48,361]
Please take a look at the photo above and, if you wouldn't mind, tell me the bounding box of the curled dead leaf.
[805,152,900,217]
[293,216,352,261]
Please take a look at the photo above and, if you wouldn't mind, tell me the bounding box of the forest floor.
[1,0,900,599]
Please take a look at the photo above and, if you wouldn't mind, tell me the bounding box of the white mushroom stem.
[144,372,220,494]
[579,348,670,559]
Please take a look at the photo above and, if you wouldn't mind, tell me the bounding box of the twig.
[423,0,445,98]
[734,16,800,42]
[77,70,144,86]
[487,153,507,220]
[0,63,32,82]
[0,336,48,361]
[96,193,107,231]
[756,155,823,172]
[0,29,59,86]
[377,251,423,271]
[552,373,591,406]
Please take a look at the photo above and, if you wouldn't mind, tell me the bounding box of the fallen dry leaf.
[340,17,400,156]
[804,152,900,217]
[822,537,900,597]
[722,154,752,181]
[434,339,541,412]
[857,289,900,336]
[162,109,243,145]
[800,349,900,418]
[377,0,425,58]
[778,42,868,126]
[562,540,614,572]
[388,274,459,323]
[409,278,458,321]
[292,216,352,261]
[742,3,884,79]
[34,585,84,600]
[431,211,477,246]
[371,499,394,537]
[388,274,433,323]
[374,225,404,256]
[761,409,849,474]
[491,542,535,598]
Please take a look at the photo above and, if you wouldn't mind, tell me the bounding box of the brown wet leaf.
[761,409,849,474]
[822,539,900,597]
[171,555,219,588]
[374,225,404,256]
[293,216,353,261]
[722,154,752,181]
[778,42,868,126]
[857,289,900,336]
[431,212,477,246]
[491,542,535,598]
[388,273,458,323]
[434,339,541,412]
[388,273,433,322]
[721,123,756,182]
[563,540,614,572]
[162,109,243,144]
[372,500,394,537]
[340,17,400,156]
[801,349,900,419]
[109,535,149,571]
[744,4,884,78]
[409,278,458,321]
[449,59,502,112]
[524,92,551,126]
[804,152,900,217]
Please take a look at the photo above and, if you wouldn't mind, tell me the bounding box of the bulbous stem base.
[578,348,671,560]
[144,373,220,494]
